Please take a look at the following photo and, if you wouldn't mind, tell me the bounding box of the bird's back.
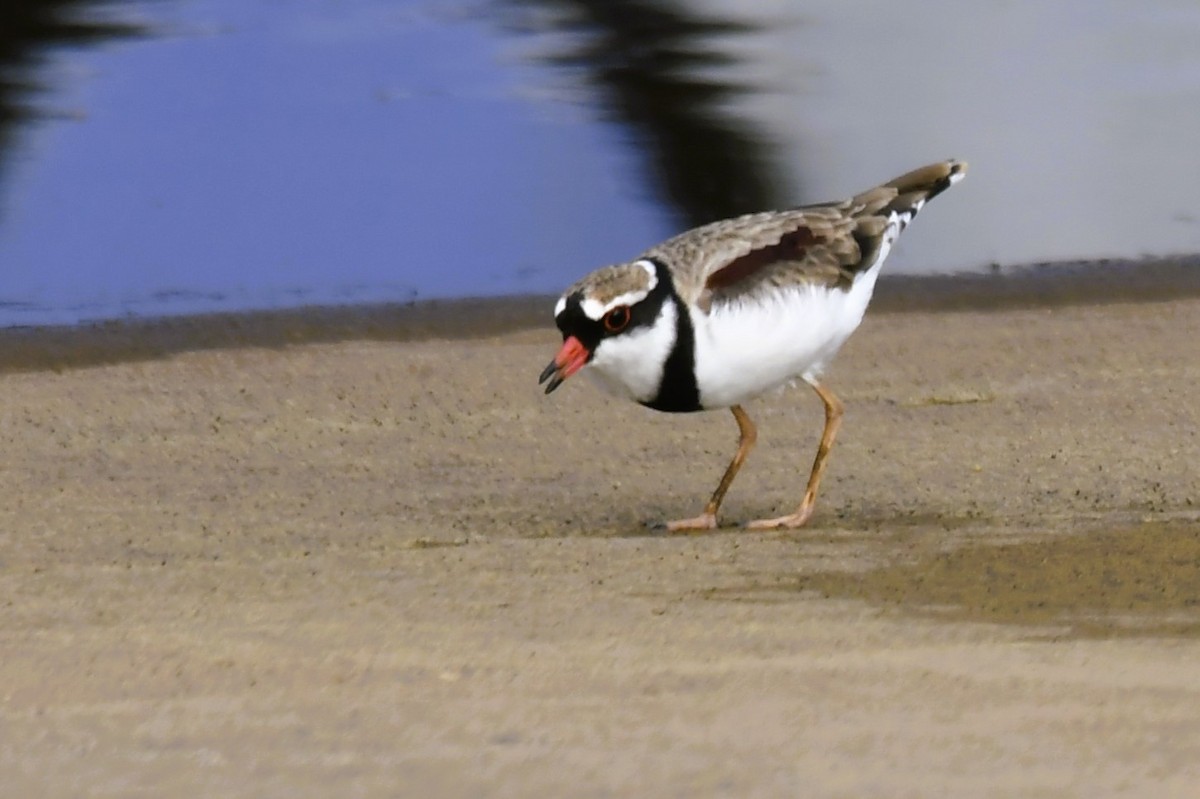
[645,159,967,312]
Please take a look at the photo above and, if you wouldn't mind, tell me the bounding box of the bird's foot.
[744,505,814,530]
[653,512,719,533]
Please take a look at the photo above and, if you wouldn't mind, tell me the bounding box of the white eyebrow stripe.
[573,259,660,321]
[581,287,652,320]
[580,298,602,319]
[633,259,658,280]
[554,296,567,317]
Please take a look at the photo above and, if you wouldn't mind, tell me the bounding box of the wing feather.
[641,159,966,312]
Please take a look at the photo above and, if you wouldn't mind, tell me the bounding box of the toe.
[744,509,813,530]
[662,513,719,533]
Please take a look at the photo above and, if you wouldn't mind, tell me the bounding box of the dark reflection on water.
[506,0,785,226]
[0,1,145,178]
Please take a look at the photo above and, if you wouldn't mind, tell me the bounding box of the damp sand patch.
[709,522,1200,638]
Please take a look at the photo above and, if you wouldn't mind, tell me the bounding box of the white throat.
[585,297,679,404]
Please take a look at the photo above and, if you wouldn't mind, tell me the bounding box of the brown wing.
[643,159,966,312]
[704,224,827,291]
[702,210,868,303]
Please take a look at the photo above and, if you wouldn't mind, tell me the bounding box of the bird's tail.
[883,159,967,199]
[855,159,968,225]
[843,159,966,274]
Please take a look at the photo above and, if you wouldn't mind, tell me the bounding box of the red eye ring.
[602,305,631,333]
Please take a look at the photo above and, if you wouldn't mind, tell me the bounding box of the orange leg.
[663,405,757,532]
[745,380,844,530]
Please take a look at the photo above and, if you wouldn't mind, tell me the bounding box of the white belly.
[691,265,881,409]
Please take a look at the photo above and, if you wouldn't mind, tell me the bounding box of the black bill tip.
[539,359,565,394]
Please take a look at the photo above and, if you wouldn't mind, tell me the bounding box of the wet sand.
[1,271,1199,796]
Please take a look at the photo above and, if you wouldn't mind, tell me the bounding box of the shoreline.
[2,254,1198,373]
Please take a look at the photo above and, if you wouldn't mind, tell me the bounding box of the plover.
[539,159,967,531]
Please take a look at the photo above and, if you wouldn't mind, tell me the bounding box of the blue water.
[2,0,1199,327]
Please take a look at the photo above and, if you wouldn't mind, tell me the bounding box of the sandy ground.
[1,294,1198,797]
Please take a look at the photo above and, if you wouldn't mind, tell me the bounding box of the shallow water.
[1,0,1199,327]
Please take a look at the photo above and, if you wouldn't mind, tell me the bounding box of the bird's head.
[538,259,676,399]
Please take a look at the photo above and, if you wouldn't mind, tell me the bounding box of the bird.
[538,159,967,531]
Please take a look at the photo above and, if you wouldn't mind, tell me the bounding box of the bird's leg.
[663,405,756,532]
[746,381,844,530]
